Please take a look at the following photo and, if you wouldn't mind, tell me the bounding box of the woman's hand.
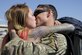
[10,29,18,39]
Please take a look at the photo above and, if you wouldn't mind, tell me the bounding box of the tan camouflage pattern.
[1,33,67,55]
[41,33,67,55]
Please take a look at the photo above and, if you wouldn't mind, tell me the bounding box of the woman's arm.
[29,23,75,38]
[1,33,10,49]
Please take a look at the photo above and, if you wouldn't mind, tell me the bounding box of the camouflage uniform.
[1,37,50,55]
[41,33,67,55]
[1,33,67,55]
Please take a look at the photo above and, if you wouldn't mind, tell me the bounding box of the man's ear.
[47,13,50,18]
[47,10,51,18]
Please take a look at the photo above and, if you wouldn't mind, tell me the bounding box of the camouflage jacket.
[41,33,67,55]
[1,33,67,55]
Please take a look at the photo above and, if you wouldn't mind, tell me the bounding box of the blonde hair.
[5,8,13,22]
[5,4,29,31]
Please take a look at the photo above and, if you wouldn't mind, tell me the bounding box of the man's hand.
[54,20,61,25]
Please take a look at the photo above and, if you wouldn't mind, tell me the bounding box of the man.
[34,4,68,55]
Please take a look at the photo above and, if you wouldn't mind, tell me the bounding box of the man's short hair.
[37,4,58,20]
[48,4,58,20]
